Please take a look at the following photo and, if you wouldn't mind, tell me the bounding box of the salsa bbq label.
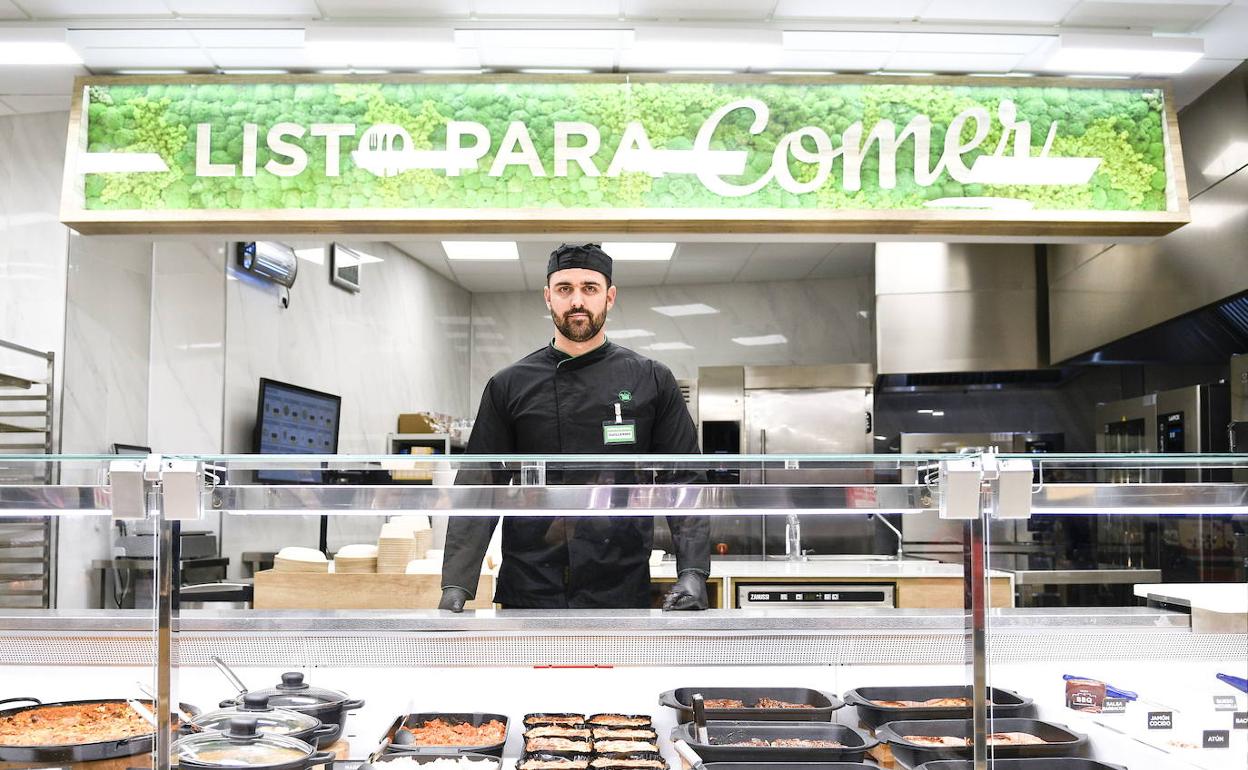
[74,80,1175,215]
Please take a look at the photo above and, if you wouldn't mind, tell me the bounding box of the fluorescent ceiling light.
[732,334,788,346]
[519,68,594,74]
[221,68,289,74]
[318,68,390,74]
[917,409,933,414]
[782,30,896,52]
[420,68,486,75]
[645,341,695,351]
[0,42,81,66]
[607,329,656,339]
[651,303,718,317]
[442,241,519,261]
[116,68,190,75]
[601,242,675,261]
[666,69,736,75]
[932,411,945,417]
[455,29,634,49]
[874,435,887,441]
[1045,34,1203,75]
[969,72,1035,78]
[874,71,935,76]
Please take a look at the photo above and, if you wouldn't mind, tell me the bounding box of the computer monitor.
[253,378,341,483]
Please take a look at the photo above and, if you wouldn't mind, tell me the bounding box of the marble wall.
[468,274,875,414]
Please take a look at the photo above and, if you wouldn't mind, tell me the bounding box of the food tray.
[373,752,502,769]
[702,764,878,770]
[914,759,1125,770]
[843,686,1032,730]
[670,720,876,763]
[875,718,1086,767]
[517,751,593,770]
[660,688,842,723]
[381,713,509,757]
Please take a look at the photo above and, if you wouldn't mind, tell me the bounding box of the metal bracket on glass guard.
[984,454,1034,520]
[108,454,163,520]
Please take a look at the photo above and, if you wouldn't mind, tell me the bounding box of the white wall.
[469,274,875,414]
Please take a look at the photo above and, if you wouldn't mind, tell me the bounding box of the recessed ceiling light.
[519,68,594,74]
[666,69,735,75]
[917,409,934,414]
[601,242,675,261]
[968,72,1035,78]
[456,29,634,49]
[645,341,695,351]
[874,71,935,77]
[932,411,945,417]
[1045,33,1203,75]
[221,68,289,75]
[318,68,391,75]
[0,41,80,66]
[768,70,838,76]
[651,303,718,317]
[607,329,656,339]
[420,68,487,75]
[874,435,887,441]
[442,241,519,261]
[732,334,788,346]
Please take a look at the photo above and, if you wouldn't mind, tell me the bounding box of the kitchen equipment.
[0,697,200,764]
[915,761,1126,770]
[173,715,334,770]
[189,694,337,746]
[673,739,705,770]
[670,720,876,764]
[735,583,895,609]
[874,718,1086,767]
[213,660,364,749]
[660,687,842,722]
[843,685,1032,730]
[381,713,509,757]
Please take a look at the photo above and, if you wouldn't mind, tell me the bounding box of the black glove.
[438,587,471,612]
[662,570,708,611]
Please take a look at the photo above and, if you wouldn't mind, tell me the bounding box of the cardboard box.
[397,412,449,435]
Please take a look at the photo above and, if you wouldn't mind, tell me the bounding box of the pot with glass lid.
[213,658,364,748]
[173,716,334,770]
[189,694,336,746]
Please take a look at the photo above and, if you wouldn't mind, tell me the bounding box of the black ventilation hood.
[1063,292,1248,366]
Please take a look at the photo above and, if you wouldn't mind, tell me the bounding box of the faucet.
[869,513,905,560]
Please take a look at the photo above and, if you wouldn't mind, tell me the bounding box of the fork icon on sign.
[355,124,414,177]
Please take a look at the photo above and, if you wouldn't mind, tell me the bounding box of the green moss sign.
[61,75,1188,236]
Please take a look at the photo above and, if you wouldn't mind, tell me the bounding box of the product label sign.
[1213,696,1240,712]
[1202,730,1229,748]
[62,76,1186,236]
[1147,711,1173,730]
[1101,698,1129,714]
[1233,712,1248,730]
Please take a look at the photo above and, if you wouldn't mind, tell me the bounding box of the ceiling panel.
[0,98,16,115]
[611,261,672,287]
[164,0,321,16]
[884,51,1023,72]
[0,64,85,94]
[206,47,313,67]
[0,94,71,113]
[81,47,215,69]
[1063,1,1229,32]
[0,1,25,19]
[17,1,172,17]
[314,1,469,17]
[1194,3,1248,59]
[1171,57,1242,108]
[773,0,928,20]
[663,243,755,284]
[390,241,458,283]
[921,0,1079,24]
[895,32,1050,55]
[734,253,824,282]
[623,0,778,20]
[479,47,618,69]
[475,0,621,16]
[191,29,305,48]
[809,243,875,279]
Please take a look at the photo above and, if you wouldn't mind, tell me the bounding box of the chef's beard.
[553,306,607,342]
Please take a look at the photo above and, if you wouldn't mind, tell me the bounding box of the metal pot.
[190,694,336,746]
[0,697,201,764]
[174,716,334,770]
[214,661,363,749]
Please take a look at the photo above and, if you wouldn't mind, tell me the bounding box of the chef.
[439,243,710,612]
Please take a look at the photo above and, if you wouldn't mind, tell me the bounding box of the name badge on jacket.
[603,420,637,445]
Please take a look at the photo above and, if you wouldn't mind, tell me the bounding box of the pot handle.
[657,690,682,710]
[307,751,336,768]
[0,698,41,708]
[311,724,338,740]
[340,698,365,712]
[211,655,249,695]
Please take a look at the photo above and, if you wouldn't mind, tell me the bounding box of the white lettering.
[265,122,307,177]
[446,121,490,176]
[554,121,602,177]
[693,98,773,196]
[943,107,990,182]
[311,123,355,177]
[606,121,660,177]
[242,123,258,177]
[488,121,545,177]
[195,124,235,177]
[773,126,835,195]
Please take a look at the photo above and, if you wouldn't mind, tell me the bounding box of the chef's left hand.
[662,570,708,611]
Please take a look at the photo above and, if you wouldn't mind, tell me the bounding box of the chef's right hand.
[438,587,471,612]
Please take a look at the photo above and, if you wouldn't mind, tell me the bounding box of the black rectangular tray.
[703,764,878,770]
[381,712,509,757]
[875,718,1086,767]
[660,688,841,723]
[844,686,1032,729]
[671,720,876,763]
[374,753,502,769]
[915,760,1125,770]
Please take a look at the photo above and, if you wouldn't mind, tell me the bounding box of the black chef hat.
[547,243,613,286]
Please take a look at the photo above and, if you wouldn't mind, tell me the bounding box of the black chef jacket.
[441,339,711,609]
